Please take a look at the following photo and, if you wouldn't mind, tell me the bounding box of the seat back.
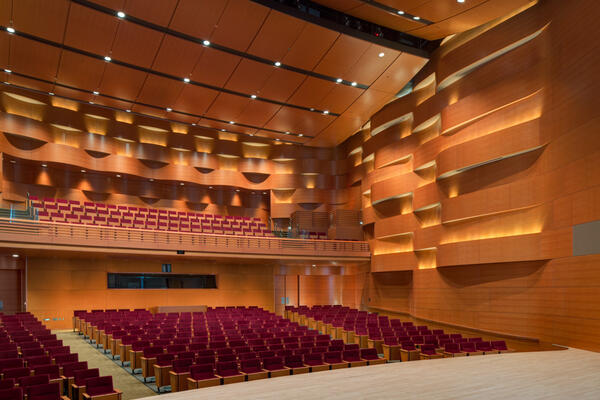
[360,348,379,360]
[0,387,23,400]
[74,368,100,386]
[3,367,31,379]
[0,378,15,390]
[85,376,114,396]
[19,374,49,389]
[216,361,239,376]
[62,361,88,378]
[324,351,342,363]
[27,382,60,400]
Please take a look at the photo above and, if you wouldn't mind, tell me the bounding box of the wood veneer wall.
[345,0,600,351]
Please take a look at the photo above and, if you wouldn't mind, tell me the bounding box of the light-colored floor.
[56,331,157,400]
[134,348,600,400]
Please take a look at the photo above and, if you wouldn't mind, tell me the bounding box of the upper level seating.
[29,197,273,237]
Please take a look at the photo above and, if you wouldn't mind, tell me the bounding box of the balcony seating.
[82,376,122,400]
[491,341,515,353]
[460,342,483,356]
[187,364,220,390]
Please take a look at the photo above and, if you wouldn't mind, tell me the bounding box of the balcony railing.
[0,218,370,259]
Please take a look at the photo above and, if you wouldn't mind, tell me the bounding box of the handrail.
[0,217,370,258]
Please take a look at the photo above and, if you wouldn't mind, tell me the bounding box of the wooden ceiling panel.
[89,0,125,11]
[318,84,363,114]
[204,93,251,122]
[406,0,488,22]
[169,0,227,39]
[313,35,371,79]
[64,3,119,56]
[191,48,241,89]
[264,107,335,136]
[6,75,54,94]
[97,63,148,101]
[282,23,340,71]
[198,118,258,136]
[9,36,61,81]
[56,52,106,92]
[306,114,363,147]
[11,0,70,43]
[224,59,274,95]
[247,10,305,61]
[172,85,220,116]
[0,34,10,69]
[130,104,166,119]
[344,87,391,119]
[93,97,133,111]
[369,52,427,94]
[153,36,204,79]
[287,77,336,110]
[136,75,184,109]
[209,0,269,52]
[0,1,10,27]
[110,21,164,69]
[51,85,94,104]
[259,69,306,103]
[343,45,400,86]
[235,100,282,127]
[123,0,178,27]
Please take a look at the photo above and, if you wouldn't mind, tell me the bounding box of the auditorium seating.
[73,306,391,394]
[0,312,120,400]
[30,197,274,238]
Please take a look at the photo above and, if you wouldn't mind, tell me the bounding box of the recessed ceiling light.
[235,189,240,192]
[104,56,112,62]
[209,186,213,189]
[203,40,210,46]
[41,164,47,168]
[4,69,11,73]
[229,121,234,124]
[263,192,267,195]
[93,90,99,95]
[413,16,421,20]
[312,264,316,267]
[89,101,94,104]
[378,52,385,58]
[12,254,19,258]
[397,10,405,15]
[183,77,190,83]
[298,134,303,137]
[149,178,154,182]
[285,131,289,135]
[6,27,15,33]
[166,107,172,112]
[192,123,196,126]
[125,109,131,113]
[457,0,465,2]
[351,81,357,86]
[81,169,86,173]
[116,174,121,178]
[274,61,281,67]
[180,182,185,186]
[336,78,342,83]
[250,94,257,99]
[275,138,280,141]
[221,128,226,131]
[310,108,315,111]
[117,11,126,18]
[48,92,54,96]
[323,110,329,115]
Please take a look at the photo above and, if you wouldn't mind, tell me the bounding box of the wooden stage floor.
[138,348,600,400]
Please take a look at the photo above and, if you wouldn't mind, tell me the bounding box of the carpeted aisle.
[56,331,157,400]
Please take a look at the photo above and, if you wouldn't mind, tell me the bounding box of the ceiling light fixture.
[312,264,316,267]
[397,10,405,15]
[250,94,257,99]
[166,107,172,112]
[378,52,385,57]
[41,164,47,168]
[209,186,213,189]
[351,81,357,86]
[229,121,234,124]
[93,90,99,95]
[413,16,421,20]
[48,92,54,96]
[323,110,329,115]
[235,189,240,192]
[104,56,112,62]
[180,182,184,186]
[457,0,465,2]
[81,169,86,173]
[274,61,281,67]
[221,128,226,131]
[116,174,121,178]
[6,27,15,33]
[117,11,126,18]
[310,108,315,111]
[285,131,289,135]
[89,101,94,104]
[192,123,196,126]
[125,109,131,112]
[4,69,11,73]
[203,40,210,46]
[183,77,190,83]
[12,254,19,258]
[336,78,342,83]
[149,178,154,182]
[298,134,303,137]
[263,192,267,195]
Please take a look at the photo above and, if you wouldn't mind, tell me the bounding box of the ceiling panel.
[306,114,363,147]
[136,75,184,109]
[9,36,61,81]
[93,97,133,111]
[110,21,164,69]
[198,118,258,136]
[264,107,336,136]
[169,0,227,39]
[6,74,54,94]
[123,0,178,27]
[258,69,306,103]
[56,51,106,92]
[130,104,166,119]
[172,84,220,116]
[204,93,251,122]
[282,23,339,71]
[191,48,241,89]
[89,0,125,11]
[97,63,148,101]
[318,84,363,114]
[234,101,282,127]
[369,52,427,94]
[344,87,391,119]
[51,85,94,104]
[247,10,305,61]
[313,35,371,80]
[287,77,336,110]
[11,0,70,43]
[63,3,119,56]
[0,1,10,27]
[406,0,488,22]
[209,0,269,52]
[224,59,274,95]
[0,34,8,68]
[343,44,400,85]
[152,36,203,78]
